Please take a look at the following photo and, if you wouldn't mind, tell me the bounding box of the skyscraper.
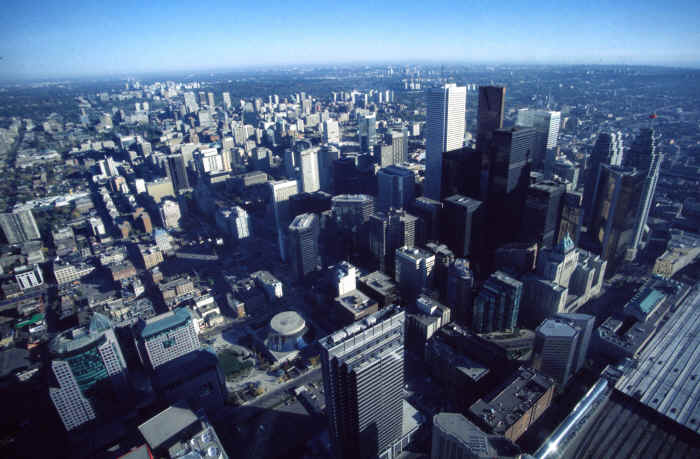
[625,128,662,260]
[589,165,644,261]
[287,213,320,281]
[387,129,409,165]
[447,258,474,326]
[431,413,504,459]
[134,308,200,371]
[516,109,561,166]
[395,246,435,303]
[441,195,484,260]
[410,197,443,245]
[0,208,41,244]
[358,113,377,152]
[476,86,506,154]
[533,319,580,386]
[553,312,594,374]
[222,91,231,109]
[323,119,340,144]
[377,165,416,211]
[165,153,190,192]
[49,314,127,431]
[425,84,467,200]
[369,209,417,274]
[270,180,299,260]
[472,271,522,333]
[318,145,340,192]
[299,148,321,193]
[520,180,566,248]
[486,127,536,250]
[320,306,406,459]
[583,132,623,224]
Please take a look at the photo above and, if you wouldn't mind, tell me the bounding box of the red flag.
[649,114,657,119]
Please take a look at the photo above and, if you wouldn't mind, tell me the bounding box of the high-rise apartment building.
[425,84,467,200]
[377,165,415,211]
[287,213,320,281]
[0,208,41,244]
[134,308,201,371]
[472,271,522,333]
[270,180,299,260]
[49,314,127,431]
[320,306,406,459]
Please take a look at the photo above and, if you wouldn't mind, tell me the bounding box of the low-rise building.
[469,367,555,442]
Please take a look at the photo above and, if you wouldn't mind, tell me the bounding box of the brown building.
[133,208,153,234]
[110,260,137,282]
[468,366,554,442]
[139,245,164,270]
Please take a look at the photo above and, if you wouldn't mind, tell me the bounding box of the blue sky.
[1,0,699,79]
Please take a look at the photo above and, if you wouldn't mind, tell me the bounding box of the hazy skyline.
[2,0,699,79]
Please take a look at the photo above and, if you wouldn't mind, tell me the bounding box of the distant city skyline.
[2,0,700,80]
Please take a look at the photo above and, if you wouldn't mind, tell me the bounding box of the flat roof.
[615,286,700,434]
[537,319,578,338]
[140,308,192,339]
[270,311,306,336]
[138,404,199,450]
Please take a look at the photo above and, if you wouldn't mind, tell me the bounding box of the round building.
[267,311,307,352]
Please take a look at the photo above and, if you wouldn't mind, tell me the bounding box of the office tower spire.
[425,84,467,200]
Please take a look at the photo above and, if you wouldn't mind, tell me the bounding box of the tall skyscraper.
[625,128,662,260]
[377,165,416,211]
[165,153,190,192]
[207,92,215,108]
[583,132,623,224]
[472,271,522,333]
[369,210,417,274]
[299,148,321,193]
[318,145,340,192]
[520,180,566,248]
[533,319,580,386]
[270,180,299,260]
[287,213,320,281]
[0,208,41,244]
[557,191,584,246]
[441,195,484,260]
[476,86,506,153]
[134,308,200,371]
[589,165,644,261]
[486,127,536,250]
[49,314,127,431]
[516,109,561,166]
[358,113,377,152]
[387,129,409,165]
[320,306,406,459]
[222,91,232,109]
[425,84,467,200]
[323,119,340,144]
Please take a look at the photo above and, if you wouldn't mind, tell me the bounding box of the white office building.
[425,84,466,200]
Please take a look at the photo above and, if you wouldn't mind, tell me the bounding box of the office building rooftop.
[139,308,192,339]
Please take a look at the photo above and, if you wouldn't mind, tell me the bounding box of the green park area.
[217,349,254,381]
